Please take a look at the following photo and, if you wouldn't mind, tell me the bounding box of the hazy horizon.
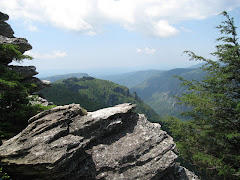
[36,62,201,78]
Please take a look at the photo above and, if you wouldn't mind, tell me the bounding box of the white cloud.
[24,50,67,59]
[1,0,240,38]
[136,47,156,54]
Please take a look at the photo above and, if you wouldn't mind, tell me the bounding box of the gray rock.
[0,21,14,37]
[0,103,194,180]
[0,35,32,54]
[0,12,48,96]
[7,65,38,78]
[22,77,50,93]
[184,167,200,180]
[29,95,53,106]
[0,12,9,21]
[113,87,130,96]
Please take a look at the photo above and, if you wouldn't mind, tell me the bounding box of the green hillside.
[131,68,206,118]
[37,77,161,123]
[99,69,165,88]
[40,73,89,82]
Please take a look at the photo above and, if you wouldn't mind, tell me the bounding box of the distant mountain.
[98,69,165,88]
[187,63,205,69]
[131,68,206,118]
[37,77,161,123]
[40,73,89,82]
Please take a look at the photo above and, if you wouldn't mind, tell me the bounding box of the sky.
[1,0,240,77]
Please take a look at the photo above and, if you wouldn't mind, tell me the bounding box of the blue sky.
[1,0,240,77]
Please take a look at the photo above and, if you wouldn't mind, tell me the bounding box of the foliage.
[0,167,10,179]
[101,69,165,89]
[167,11,240,179]
[0,44,52,139]
[0,44,32,64]
[131,68,206,118]
[40,73,89,83]
[0,65,53,138]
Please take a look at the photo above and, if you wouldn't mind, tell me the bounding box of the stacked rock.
[0,11,50,93]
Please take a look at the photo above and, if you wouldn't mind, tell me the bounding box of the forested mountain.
[40,73,89,82]
[131,68,206,117]
[39,67,206,118]
[37,77,161,123]
[98,69,164,88]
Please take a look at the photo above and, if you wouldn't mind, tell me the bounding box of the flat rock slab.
[0,103,187,180]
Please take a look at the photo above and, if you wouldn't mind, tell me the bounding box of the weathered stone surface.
[0,21,14,37]
[0,12,9,21]
[29,95,53,106]
[0,103,198,180]
[22,77,50,93]
[7,65,38,78]
[0,35,32,54]
[184,167,200,180]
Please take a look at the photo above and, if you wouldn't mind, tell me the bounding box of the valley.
[39,66,205,119]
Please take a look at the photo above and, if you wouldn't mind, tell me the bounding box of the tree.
[167,11,240,179]
[0,44,33,64]
[0,44,51,138]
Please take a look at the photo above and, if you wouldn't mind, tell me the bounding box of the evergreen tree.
[167,11,240,179]
[0,44,51,138]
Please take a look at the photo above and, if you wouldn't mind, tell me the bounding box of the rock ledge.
[0,103,199,180]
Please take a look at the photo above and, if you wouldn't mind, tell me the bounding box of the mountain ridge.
[37,76,162,123]
[40,72,89,82]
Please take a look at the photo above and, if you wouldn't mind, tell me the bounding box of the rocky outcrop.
[0,12,31,54]
[0,22,14,38]
[0,12,14,38]
[132,91,140,101]
[23,77,51,93]
[7,65,38,78]
[0,11,49,92]
[29,95,54,106]
[0,103,199,180]
[0,12,9,21]
[0,35,32,54]
[113,87,130,96]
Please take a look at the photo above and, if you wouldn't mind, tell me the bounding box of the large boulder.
[0,103,198,180]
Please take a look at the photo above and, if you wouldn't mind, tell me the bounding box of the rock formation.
[0,11,49,91]
[0,103,199,180]
[29,95,54,106]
